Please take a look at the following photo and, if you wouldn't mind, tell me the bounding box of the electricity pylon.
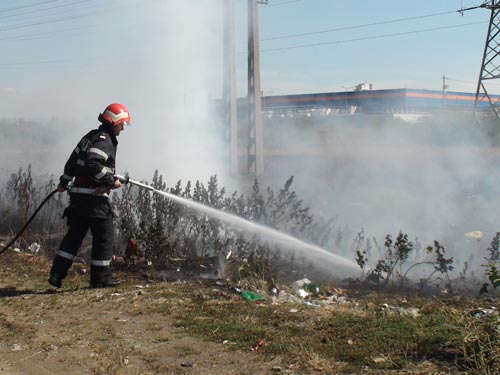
[247,0,267,175]
[475,0,500,120]
[223,0,266,175]
[223,0,238,174]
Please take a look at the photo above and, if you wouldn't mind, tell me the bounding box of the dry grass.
[0,251,497,374]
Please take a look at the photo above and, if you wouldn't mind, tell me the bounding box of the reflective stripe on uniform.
[94,167,107,179]
[62,174,73,181]
[88,147,109,160]
[94,166,114,180]
[57,250,76,260]
[91,259,111,266]
[70,187,109,197]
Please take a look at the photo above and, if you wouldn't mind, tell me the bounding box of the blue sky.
[0,0,493,118]
[256,0,489,95]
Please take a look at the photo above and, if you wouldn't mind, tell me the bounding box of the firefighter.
[48,103,131,288]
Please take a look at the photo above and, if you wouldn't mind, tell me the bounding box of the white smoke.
[0,1,227,184]
[1,1,499,279]
[261,109,500,277]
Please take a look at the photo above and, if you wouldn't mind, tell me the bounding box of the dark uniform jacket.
[59,124,118,218]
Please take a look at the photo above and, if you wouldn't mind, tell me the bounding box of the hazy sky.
[0,0,493,111]
[1,0,226,181]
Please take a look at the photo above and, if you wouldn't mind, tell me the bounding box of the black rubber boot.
[48,274,63,288]
[48,255,73,288]
[90,265,119,288]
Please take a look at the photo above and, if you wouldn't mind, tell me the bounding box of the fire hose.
[0,175,136,256]
[0,188,59,256]
[115,174,153,191]
[1,175,361,273]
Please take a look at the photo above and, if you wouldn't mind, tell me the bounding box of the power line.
[446,76,500,86]
[445,76,476,84]
[0,24,98,42]
[0,0,63,13]
[266,0,302,7]
[0,0,140,34]
[0,7,111,33]
[0,0,90,22]
[262,10,459,41]
[262,21,487,52]
[0,59,88,66]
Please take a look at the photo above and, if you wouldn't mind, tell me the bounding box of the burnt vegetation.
[2,166,500,373]
[0,165,498,293]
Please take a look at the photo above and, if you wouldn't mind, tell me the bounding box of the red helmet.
[98,103,131,127]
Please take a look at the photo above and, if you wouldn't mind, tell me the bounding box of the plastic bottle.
[242,290,265,301]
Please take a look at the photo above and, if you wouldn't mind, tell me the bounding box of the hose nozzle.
[114,174,130,184]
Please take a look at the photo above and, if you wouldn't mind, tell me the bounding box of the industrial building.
[260,87,498,116]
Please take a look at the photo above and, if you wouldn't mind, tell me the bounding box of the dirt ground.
[0,251,284,375]
[0,250,480,375]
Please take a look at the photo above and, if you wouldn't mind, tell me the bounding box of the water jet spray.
[115,175,359,277]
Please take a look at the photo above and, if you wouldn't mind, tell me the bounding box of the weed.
[112,171,338,283]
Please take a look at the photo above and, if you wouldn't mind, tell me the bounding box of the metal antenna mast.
[475,0,500,119]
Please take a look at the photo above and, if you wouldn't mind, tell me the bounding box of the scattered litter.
[278,291,302,304]
[269,285,280,296]
[180,362,195,368]
[28,242,40,253]
[465,230,483,241]
[12,344,22,351]
[296,289,308,299]
[272,366,282,372]
[125,239,143,259]
[292,278,311,291]
[251,338,265,351]
[303,282,320,296]
[470,307,498,318]
[242,290,265,302]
